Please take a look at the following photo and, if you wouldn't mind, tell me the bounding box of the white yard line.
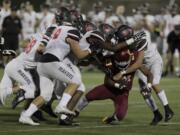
[0,122,180,133]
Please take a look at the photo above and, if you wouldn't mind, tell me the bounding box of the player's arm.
[102,41,127,52]
[139,65,153,85]
[37,26,57,53]
[66,38,91,59]
[103,31,146,52]
[104,75,127,90]
[113,50,144,81]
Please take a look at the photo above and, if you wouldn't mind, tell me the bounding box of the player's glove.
[2,50,17,56]
[141,83,152,98]
[89,43,103,54]
[125,31,146,46]
[114,82,127,90]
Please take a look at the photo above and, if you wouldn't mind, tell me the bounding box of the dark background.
[0,0,180,14]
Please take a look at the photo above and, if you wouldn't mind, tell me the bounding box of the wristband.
[114,83,120,88]
[125,38,134,45]
[147,83,152,88]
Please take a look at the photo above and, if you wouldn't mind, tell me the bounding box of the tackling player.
[18,7,104,126]
[136,25,174,125]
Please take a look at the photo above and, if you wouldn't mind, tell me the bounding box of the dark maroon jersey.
[104,48,139,94]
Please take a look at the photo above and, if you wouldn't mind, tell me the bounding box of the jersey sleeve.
[136,38,148,52]
[41,25,57,46]
[67,29,81,41]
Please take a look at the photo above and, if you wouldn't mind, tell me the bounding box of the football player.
[74,24,150,124]
[18,7,104,126]
[75,48,152,124]
[0,34,41,105]
[136,26,174,125]
[50,10,106,125]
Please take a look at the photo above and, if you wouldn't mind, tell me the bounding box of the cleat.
[74,110,80,118]
[58,115,80,126]
[102,116,115,124]
[165,107,174,122]
[54,106,75,115]
[19,111,40,126]
[41,104,57,118]
[33,110,46,121]
[150,112,163,126]
[12,89,25,109]
[0,88,8,105]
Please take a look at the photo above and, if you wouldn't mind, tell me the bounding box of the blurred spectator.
[163,24,180,76]
[0,0,11,67]
[105,5,121,28]
[116,5,126,25]
[88,2,105,25]
[2,6,22,66]
[36,4,55,33]
[0,0,11,31]
[21,1,37,40]
[154,7,166,54]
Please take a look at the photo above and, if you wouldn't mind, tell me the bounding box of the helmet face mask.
[55,7,71,25]
[82,21,97,34]
[98,23,115,41]
[115,25,134,43]
[114,49,132,70]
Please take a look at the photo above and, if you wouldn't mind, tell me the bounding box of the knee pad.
[77,82,86,92]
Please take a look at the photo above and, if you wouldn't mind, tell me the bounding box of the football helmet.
[113,48,132,70]
[87,30,105,54]
[115,25,134,43]
[55,7,71,25]
[98,23,115,41]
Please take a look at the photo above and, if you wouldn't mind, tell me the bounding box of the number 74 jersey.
[16,33,43,69]
[44,25,80,61]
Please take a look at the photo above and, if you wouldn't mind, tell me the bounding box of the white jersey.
[22,11,37,39]
[67,30,97,64]
[0,8,11,30]
[45,25,80,61]
[16,34,42,69]
[143,30,162,65]
[37,12,55,34]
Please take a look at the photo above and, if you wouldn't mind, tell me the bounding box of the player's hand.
[89,44,102,55]
[113,72,123,81]
[125,31,146,46]
[146,83,153,92]
[37,44,46,54]
[133,31,146,42]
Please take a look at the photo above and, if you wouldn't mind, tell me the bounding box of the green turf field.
[0,70,179,135]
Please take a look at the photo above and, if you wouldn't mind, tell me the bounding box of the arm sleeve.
[41,26,56,46]
[67,29,80,42]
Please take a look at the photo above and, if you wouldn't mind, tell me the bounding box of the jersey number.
[25,38,37,54]
[52,28,61,39]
